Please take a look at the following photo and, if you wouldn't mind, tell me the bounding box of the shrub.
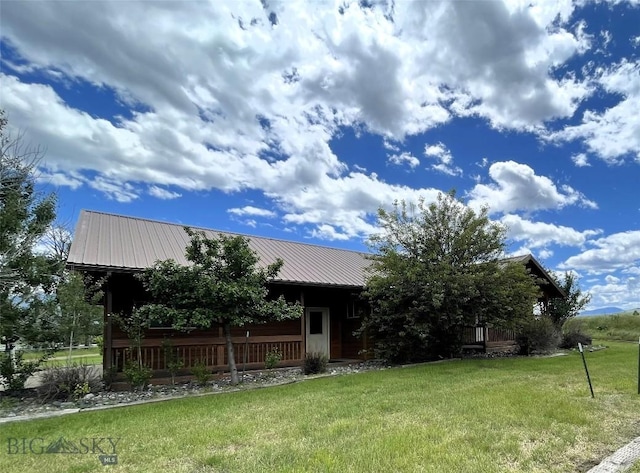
[516,317,560,355]
[95,335,104,354]
[303,352,328,375]
[0,350,44,392]
[191,360,211,386]
[264,347,282,370]
[560,328,593,349]
[162,339,183,385]
[38,363,102,401]
[123,361,152,391]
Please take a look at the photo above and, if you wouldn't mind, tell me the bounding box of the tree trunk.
[224,323,239,385]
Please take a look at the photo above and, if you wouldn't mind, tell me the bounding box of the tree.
[0,111,58,389]
[134,227,303,385]
[361,192,540,362]
[0,112,58,349]
[545,271,591,329]
[56,272,103,357]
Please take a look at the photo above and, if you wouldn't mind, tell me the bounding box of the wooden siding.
[105,273,369,376]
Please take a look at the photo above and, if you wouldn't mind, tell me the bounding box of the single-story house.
[67,210,565,376]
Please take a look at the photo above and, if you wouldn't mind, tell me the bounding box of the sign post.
[578,342,594,398]
[637,337,640,395]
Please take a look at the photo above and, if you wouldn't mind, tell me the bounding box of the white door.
[305,308,330,357]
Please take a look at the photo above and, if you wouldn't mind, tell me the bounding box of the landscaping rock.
[0,361,388,422]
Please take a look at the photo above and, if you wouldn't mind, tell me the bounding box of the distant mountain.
[579,307,624,316]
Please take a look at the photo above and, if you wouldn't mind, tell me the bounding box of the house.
[67,210,565,377]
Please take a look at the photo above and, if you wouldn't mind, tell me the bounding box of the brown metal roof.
[68,210,565,297]
[67,210,370,288]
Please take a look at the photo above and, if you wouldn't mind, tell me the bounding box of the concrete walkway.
[588,437,640,473]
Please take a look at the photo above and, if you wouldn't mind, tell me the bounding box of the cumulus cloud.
[468,161,596,214]
[551,60,640,164]
[388,152,420,168]
[560,230,640,272]
[502,214,602,248]
[423,142,462,176]
[0,0,621,240]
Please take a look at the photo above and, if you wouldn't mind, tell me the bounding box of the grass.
[21,347,102,367]
[2,341,640,473]
[566,313,640,342]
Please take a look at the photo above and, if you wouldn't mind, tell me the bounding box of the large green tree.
[55,272,103,354]
[134,227,303,385]
[0,111,58,351]
[362,192,540,362]
[0,111,60,389]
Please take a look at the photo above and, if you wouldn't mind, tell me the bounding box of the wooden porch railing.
[462,326,516,345]
[110,335,303,373]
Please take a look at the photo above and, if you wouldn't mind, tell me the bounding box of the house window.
[347,301,367,319]
[309,311,323,334]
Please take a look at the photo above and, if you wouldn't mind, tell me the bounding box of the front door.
[305,308,330,358]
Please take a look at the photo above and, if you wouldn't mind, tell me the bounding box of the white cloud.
[585,275,640,310]
[37,169,85,190]
[468,161,596,214]
[502,214,602,248]
[228,206,277,218]
[423,142,462,176]
[310,224,351,241]
[0,1,621,240]
[560,230,640,272]
[148,186,181,200]
[551,60,640,164]
[388,152,420,168]
[88,177,138,203]
[571,153,590,167]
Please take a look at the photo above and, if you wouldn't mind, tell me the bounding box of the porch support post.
[104,272,113,373]
[300,290,305,360]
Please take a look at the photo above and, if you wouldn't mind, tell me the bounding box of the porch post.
[300,290,305,359]
[104,272,113,373]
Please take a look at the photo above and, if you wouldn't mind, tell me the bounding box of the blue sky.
[1,0,639,310]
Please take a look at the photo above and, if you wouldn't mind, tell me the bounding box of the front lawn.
[22,347,102,367]
[2,342,639,473]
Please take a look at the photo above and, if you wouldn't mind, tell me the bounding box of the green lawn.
[2,342,639,472]
[21,347,102,367]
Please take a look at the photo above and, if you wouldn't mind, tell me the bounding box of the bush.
[95,335,104,354]
[0,350,45,392]
[303,352,328,375]
[516,317,560,355]
[123,361,152,391]
[162,339,183,385]
[191,360,211,386]
[560,328,593,349]
[38,363,102,401]
[264,347,282,370]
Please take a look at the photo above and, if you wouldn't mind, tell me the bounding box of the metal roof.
[67,210,370,288]
[67,210,565,297]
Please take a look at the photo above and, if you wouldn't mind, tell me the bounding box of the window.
[347,301,367,319]
[308,311,323,334]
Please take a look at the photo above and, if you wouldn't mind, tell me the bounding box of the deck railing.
[110,335,303,373]
[462,326,516,345]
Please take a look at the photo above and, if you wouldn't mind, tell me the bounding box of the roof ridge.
[80,209,370,256]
